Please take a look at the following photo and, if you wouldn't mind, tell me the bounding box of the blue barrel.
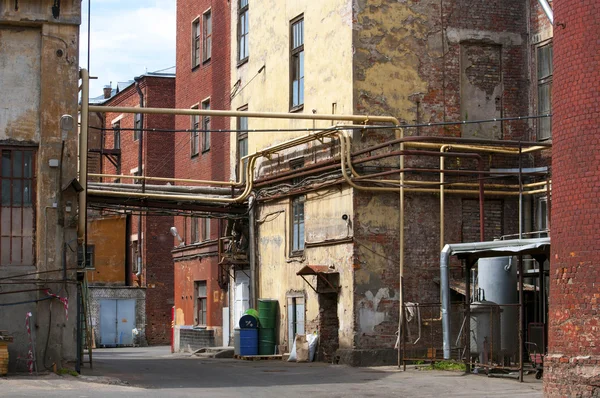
[239,309,259,328]
[239,328,258,356]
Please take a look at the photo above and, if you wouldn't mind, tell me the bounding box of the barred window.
[1,149,35,266]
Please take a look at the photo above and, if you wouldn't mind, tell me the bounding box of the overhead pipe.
[537,0,554,24]
[89,173,238,186]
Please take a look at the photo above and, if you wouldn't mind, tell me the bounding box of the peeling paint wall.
[257,187,355,350]
[0,27,41,142]
[351,0,528,352]
[229,0,354,179]
[0,0,80,372]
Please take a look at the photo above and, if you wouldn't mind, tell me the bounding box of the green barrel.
[258,299,278,328]
[258,327,276,355]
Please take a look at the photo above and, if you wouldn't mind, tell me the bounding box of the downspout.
[440,244,452,360]
[78,69,89,264]
[537,0,554,24]
[248,196,257,308]
[134,79,144,281]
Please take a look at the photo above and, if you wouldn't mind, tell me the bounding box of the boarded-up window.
[462,199,504,242]
[1,149,35,266]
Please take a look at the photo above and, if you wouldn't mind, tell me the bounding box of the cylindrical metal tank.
[478,257,518,357]
[470,300,501,364]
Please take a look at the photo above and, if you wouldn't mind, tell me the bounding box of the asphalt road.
[0,346,542,397]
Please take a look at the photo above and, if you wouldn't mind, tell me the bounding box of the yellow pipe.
[89,173,237,186]
[87,105,399,126]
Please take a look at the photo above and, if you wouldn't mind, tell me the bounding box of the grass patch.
[56,368,79,377]
[415,361,466,372]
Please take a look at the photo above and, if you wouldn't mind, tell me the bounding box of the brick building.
[172,0,231,348]
[90,72,176,346]
[545,0,600,395]
[224,0,554,366]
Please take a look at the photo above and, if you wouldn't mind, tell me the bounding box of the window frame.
[202,9,212,63]
[201,99,211,152]
[237,105,249,183]
[1,148,36,267]
[237,0,249,65]
[289,15,304,112]
[537,196,549,238]
[195,281,208,326]
[191,217,200,243]
[191,17,201,69]
[134,113,142,141]
[77,244,95,269]
[112,121,121,150]
[190,104,200,157]
[201,217,211,242]
[290,195,305,255]
[537,41,553,141]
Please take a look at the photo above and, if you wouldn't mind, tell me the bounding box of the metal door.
[116,299,135,346]
[99,299,135,346]
[99,299,117,347]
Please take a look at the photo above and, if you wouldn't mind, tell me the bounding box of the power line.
[84,113,552,134]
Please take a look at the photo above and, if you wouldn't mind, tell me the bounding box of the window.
[1,149,35,266]
[290,16,304,110]
[203,11,212,62]
[537,43,553,141]
[112,121,121,150]
[202,99,211,151]
[192,18,201,68]
[238,0,249,63]
[201,218,211,241]
[290,158,304,185]
[134,113,142,141]
[191,217,199,243]
[237,106,248,182]
[291,196,305,254]
[191,105,200,156]
[132,168,141,184]
[77,245,95,269]
[287,295,305,344]
[195,281,208,326]
[131,239,141,274]
[537,197,549,238]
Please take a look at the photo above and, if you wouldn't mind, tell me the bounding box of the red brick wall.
[173,0,231,327]
[545,1,600,395]
[102,76,176,345]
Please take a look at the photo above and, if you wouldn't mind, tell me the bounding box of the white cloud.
[80,1,176,96]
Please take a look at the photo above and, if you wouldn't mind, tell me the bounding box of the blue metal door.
[99,299,135,346]
[99,299,117,347]
[116,299,135,346]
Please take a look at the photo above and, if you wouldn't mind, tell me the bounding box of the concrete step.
[191,347,234,359]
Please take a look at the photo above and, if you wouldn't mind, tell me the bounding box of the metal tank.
[470,300,502,364]
[477,256,518,358]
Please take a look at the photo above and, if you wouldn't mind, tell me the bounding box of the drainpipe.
[134,79,144,282]
[248,196,257,309]
[537,0,553,24]
[78,69,89,269]
[440,244,452,360]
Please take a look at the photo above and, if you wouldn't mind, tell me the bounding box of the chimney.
[103,85,112,99]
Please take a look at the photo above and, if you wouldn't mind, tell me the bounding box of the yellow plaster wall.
[229,0,354,180]
[257,186,355,349]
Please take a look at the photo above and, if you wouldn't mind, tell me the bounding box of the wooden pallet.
[234,354,283,361]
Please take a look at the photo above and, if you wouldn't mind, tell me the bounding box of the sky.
[79,0,176,97]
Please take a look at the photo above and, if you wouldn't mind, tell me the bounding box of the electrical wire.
[84,113,552,134]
